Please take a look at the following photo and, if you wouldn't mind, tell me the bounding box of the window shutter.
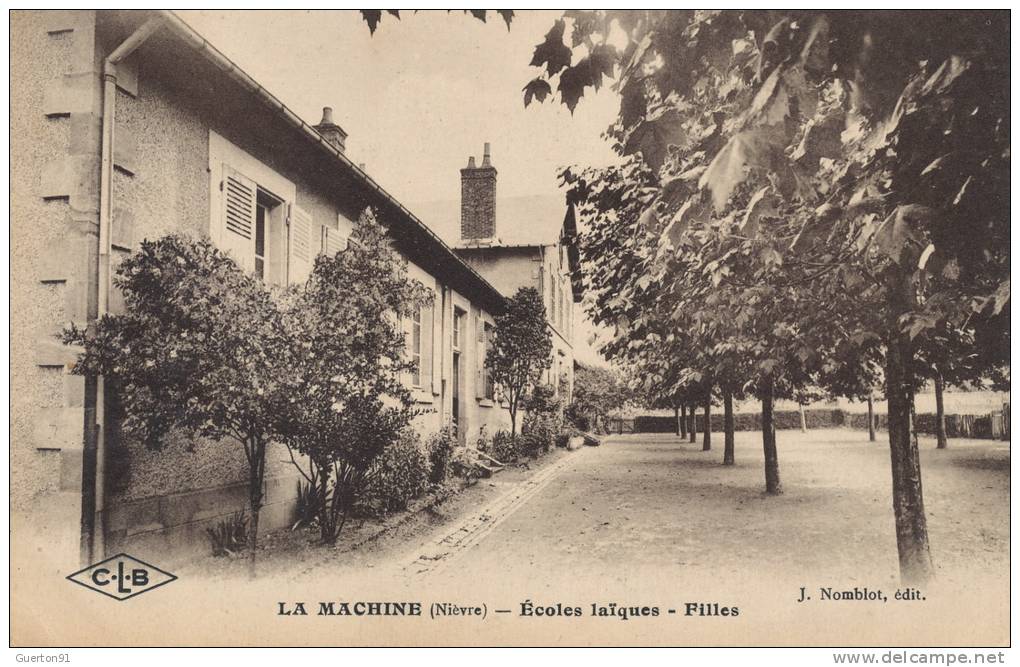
[475,314,486,399]
[401,314,413,387]
[219,165,256,272]
[322,225,347,257]
[420,301,433,391]
[288,204,314,284]
[431,288,444,395]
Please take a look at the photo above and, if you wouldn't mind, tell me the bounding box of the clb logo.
[67,553,177,601]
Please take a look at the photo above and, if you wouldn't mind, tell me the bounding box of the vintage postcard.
[9,9,1010,650]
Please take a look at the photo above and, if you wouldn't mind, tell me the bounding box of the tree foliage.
[64,234,289,574]
[276,209,432,544]
[486,286,553,435]
[567,361,633,433]
[359,9,514,35]
[534,10,1008,584]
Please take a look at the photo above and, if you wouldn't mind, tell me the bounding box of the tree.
[568,361,632,433]
[277,209,431,544]
[358,9,514,34]
[529,10,1008,584]
[487,287,553,435]
[64,235,288,576]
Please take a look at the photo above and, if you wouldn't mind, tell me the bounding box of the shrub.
[520,385,564,457]
[528,384,563,417]
[207,510,248,557]
[426,425,457,485]
[521,412,559,457]
[564,401,591,431]
[450,447,481,483]
[364,430,430,514]
[491,430,520,463]
[474,426,492,454]
[292,480,324,530]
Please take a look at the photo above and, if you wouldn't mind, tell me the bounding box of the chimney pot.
[467,156,476,169]
[314,105,348,153]
[481,142,492,167]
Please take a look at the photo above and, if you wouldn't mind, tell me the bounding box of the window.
[453,308,464,350]
[551,277,557,327]
[482,322,494,399]
[563,285,571,332]
[410,305,423,387]
[253,190,283,282]
[254,203,268,279]
[211,131,314,285]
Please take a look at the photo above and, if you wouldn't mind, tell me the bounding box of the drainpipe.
[83,15,164,566]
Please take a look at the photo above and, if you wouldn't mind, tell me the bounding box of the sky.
[177,10,619,365]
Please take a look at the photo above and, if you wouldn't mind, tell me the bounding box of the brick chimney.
[314,106,348,153]
[461,142,497,240]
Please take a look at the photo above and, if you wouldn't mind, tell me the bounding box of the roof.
[410,194,568,248]
[101,10,507,315]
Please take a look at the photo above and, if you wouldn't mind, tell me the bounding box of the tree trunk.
[688,403,696,443]
[245,436,268,580]
[510,404,518,437]
[867,395,877,442]
[886,331,934,584]
[702,398,712,451]
[762,377,781,494]
[723,389,735,465]
[910,393,919,448]
[934,373,947,449]
[247,495,261,580]
[675,405,682,437]
[679,403,687,438]
[799,402,807,433]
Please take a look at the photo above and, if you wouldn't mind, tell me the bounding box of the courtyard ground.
[42,428,1007,646]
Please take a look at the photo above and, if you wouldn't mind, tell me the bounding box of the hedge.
[632,409,842,433]
[626,409,1003,440]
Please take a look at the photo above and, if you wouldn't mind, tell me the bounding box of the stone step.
[474,462,503,478]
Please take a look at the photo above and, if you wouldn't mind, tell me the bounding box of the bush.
[450,447,481,483]
[426,425,457,485]
[292,480,324,530]
[491,430,520,463]
[520,385,564,457]
[364,431,430,514]
[521,413,559,457]
[206,510,248,557]
[564,401,591,431]
[474,426,492,454]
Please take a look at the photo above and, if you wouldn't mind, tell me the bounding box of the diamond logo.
[67,553,177,601]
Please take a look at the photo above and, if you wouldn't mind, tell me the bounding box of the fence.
[611,404,1010,441]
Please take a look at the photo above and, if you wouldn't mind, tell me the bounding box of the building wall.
[458,244,576,403]
[11,10,511,568]
[11,10,102,573]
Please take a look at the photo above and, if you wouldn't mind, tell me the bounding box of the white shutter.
[288,204,314,284]
[431,286,444,395]
[220,165,256,272]
[322,226,347,257]
[475,314,486,399]
[420,301,433,390]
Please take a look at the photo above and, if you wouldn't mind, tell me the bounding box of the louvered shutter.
[220,165,256,272]
[403,314,415,387]
[431,287,445,395]
[288,204,314,284]
[322,226,347,257]
[420,300,433,391]
[475,314,486,399]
